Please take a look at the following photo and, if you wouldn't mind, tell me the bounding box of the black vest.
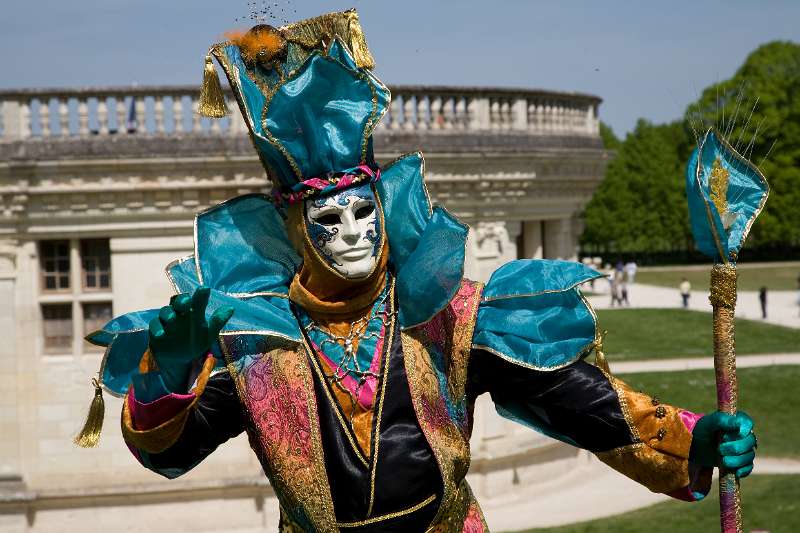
[306,314,443,532]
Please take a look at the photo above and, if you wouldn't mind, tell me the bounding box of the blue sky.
[2,0,798,135]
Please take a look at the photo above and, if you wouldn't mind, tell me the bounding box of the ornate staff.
[685,128,769,533]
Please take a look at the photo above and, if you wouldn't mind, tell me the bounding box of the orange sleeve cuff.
[121,353,216,454]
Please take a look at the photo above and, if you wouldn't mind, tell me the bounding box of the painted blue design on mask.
[355,185,383,259]
[306,222,341,266]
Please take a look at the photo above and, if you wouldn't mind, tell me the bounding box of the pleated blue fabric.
[473,259,603,370]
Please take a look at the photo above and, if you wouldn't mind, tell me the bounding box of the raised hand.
[148,286,234,392]
[690,411,756,478]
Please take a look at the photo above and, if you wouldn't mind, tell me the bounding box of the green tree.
[599,121,621,151]
[582,40,800,256]
[582,119,692,253]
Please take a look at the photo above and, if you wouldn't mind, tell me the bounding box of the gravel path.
[610,353,800,374]
[587,281,800,329]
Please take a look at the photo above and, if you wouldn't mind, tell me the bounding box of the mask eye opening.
[354,204,375,220]
[314,213,342,226]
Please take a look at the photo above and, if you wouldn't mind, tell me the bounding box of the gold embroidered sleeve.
[595,375,695,494]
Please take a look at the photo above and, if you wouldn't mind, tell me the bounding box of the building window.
[83,302,113,337]
[83,302,113,351]
[42,304,73,352]
[81,239,111,290]
[40,240,71,291]
[38,238,113,355]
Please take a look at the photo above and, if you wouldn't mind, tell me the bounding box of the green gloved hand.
[690,411,756,479]
[148,286,234,393]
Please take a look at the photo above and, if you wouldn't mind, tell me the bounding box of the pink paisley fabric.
[227,340,336,530]
[416,279,482,436]
[242,354,312,459]
[462,501,487,533]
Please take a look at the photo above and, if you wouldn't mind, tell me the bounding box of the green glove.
[690,411,756,478]
[148,286,234,393]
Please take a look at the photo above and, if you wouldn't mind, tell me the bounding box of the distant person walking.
[759,287,768,319]
[619,269,630,306]
[610,265,626,307]
[609,270,619,307]
[607,264,620,307]
[624,260,637,285]
[679,278,691,309]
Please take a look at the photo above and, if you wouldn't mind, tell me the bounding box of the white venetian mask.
[304,183,383,279]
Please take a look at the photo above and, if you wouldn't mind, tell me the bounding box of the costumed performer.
[79,10,757,532]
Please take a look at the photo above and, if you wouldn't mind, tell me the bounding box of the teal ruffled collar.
[88,151,467,396]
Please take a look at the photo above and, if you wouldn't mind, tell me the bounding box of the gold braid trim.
[121,355,216,454]
[710,263,738,412]
[599,368,640,443]
[283,9,375,69]
[337,493,436,528]
[710,262,742,531]
[709,263,737,309]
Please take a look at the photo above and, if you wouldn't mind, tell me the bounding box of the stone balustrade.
[0,85,600,141]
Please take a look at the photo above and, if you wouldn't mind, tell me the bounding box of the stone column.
[543,217,577,260]
[511,98,528,130]
[69,239,84,356]
[0,241,21,486]
[467,97,490,130]
[0,100,31,141]
[522,220,543,259]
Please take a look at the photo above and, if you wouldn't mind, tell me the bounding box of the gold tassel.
[594,329,611,374]
[345,11,375,69]
[74,377,105,448]
[198,54,230,118]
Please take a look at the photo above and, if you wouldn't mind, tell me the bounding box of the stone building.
[0,84,608,532]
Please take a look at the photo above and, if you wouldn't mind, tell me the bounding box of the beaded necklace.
[302,281,396,420]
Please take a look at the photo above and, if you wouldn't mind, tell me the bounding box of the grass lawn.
[635,263,800,292]
[620,366,799,459]
[510,474,800,533]
[595,308,800,360]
